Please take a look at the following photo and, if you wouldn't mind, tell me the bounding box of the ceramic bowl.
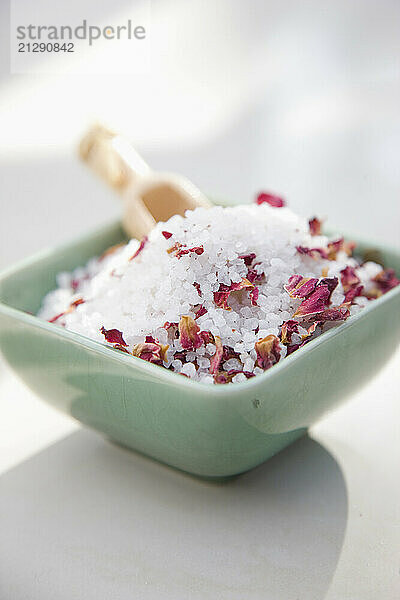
[0,215,399,477]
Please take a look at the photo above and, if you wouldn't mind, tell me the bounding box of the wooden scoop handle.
[79,124,210,240]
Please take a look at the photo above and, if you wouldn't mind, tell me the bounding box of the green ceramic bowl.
[0,215,399,477]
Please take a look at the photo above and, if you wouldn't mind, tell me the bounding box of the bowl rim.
[0,217,399,395]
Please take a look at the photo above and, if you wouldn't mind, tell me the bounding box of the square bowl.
[0,215,399,478]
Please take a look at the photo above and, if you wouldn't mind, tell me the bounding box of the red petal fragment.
[209,335,224,375]
[293,285,332,318]
[373,268,400,293]
[162,231,173,239]
[200,331,214,345]
[163,321,178,330]
[309,217,322,236]
[70,298,85,308]
[239,253,256,266]
[193,282,202,296]
[145,335,157,343]
[129,236,148,261]
[344,284,364,303]
[284,275,319,298]
[213,278,254,310]
[255,335,281,370]
[296,245,329,260]
[167,242,181,254]
[305,304,350,322]
[280,319,299,345]
[213,290,231,310]
[194,305,207,319]
[327,238,344,260]
[132,342,169,365]
[100,326,128,346]
[178,315,203,350]
[213,371,231,384]
[318,277,338,301]
[255,191,286,208]
[48,312,65,323]
[222,346,241,361]
[214,369,255,384]
[340,266,360,292]
[227,369,255,379]
[168,244,205,258]
[49,297,86,323]
[250,286,259,306]
[113,344,130,354]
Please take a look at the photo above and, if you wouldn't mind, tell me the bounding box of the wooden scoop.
[79,124,211,240]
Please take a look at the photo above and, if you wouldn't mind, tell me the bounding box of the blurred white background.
[0,2,399,599]
[0,0,399,267]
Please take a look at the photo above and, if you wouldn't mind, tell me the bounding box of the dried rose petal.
[301,321,320,339]
[70,298,85,308]
[162,231,173,239]
[163,321,178,330]
[171,350,187,363]
[193,282,202,296]
[114,344,130,354]
[326,238,344,260]
[296,245,329,260]
[340,266,360,292]
[292,285,332,318]
[194,305,207,319]
[227,369,255,379]
[49,297,86,323]
[209,336,224,375]
[48,312,65,323]
[250,286,259,306]
[213,372,231,384]
[280,320,299,345]
[214,369,255,384]
[373,268,400,293]
[168,243,204,258]
[167,242,181,255]
[318,277,338,301]
[100,326,128,346]
[309,217,322,236]
[178,315,203,350]
[284,275,319,298]
[311,304,350,322]
[344,284,364,303]
[129,236,148,261]
[200,331,214,345]
[131,342,169,365]
[214,278,254,310]
[239,253,256,266]
[222,346,241,361]
[255,192,285,208]
[255,335,281,370]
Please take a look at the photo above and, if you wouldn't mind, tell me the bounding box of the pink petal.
[255,191,285,208]
[100,326,128,346]
[178,316,203,350]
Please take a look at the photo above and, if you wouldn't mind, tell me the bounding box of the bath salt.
[38,197,399,384]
